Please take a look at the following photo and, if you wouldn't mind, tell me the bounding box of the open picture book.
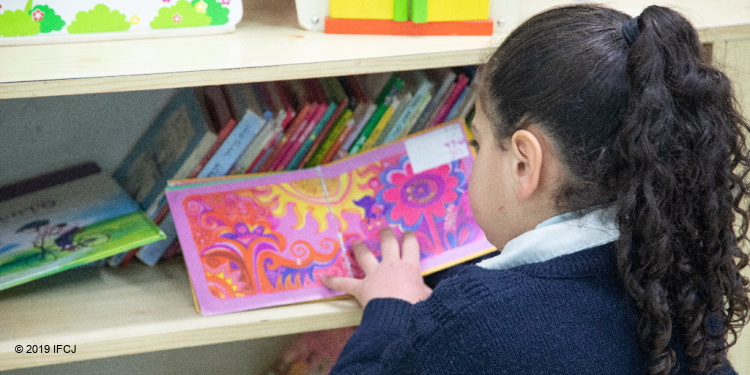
[165,119,494,315]
[0,162,165,291]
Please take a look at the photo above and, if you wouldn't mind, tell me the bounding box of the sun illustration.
[248,165,380,233]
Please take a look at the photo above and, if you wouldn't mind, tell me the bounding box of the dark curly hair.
[478,4,750,374]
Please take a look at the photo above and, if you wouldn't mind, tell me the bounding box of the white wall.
[0,89,174,186]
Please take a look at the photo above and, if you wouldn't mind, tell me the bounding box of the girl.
[322,4,750,374]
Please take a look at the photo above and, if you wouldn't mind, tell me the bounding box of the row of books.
[110,66,479,268]
[0,67,479,293]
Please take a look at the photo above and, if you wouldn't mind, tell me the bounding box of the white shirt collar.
[477,207,619,270]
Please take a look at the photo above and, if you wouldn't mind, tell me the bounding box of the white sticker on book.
[405,122,470,174]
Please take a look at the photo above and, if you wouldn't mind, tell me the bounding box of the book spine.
[444,86,469,122]
[187,118,238,178]
[239,83,273,122]
[373,93,411,147]
[141,131,220,218]
[400,91,433,138]
[323,103,366,163]
[274,81,296,130]
[258,103,318,172]
[272,104,325,171]
[107,250,131,267]
[161,239,182,260]
[429,74,469,127]
[340,103,376,153]
[411,71,456,134]
[230,118,272,174]
[248,129,283,173]
[322,120,356,164]
[135,213,176,267]
[197,113,262,178]
[348,102,392,155]
[382,82,432,144]
[285,103,335,170]
[305,108,353,167]
[299,98,348,168]
[362,99,399,151]
[456,88,477,121]
[375,73,399,105]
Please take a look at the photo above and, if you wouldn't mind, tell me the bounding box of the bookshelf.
[1,0,749,373]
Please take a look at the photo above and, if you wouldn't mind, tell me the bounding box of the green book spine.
[305,109,353,168]
[412,0,428,23]
[375,73,399,105]
[348,104,388,155]
[394,0,409,22]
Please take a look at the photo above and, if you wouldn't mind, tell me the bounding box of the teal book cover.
[0,163,165,291]
[112,87,214,212]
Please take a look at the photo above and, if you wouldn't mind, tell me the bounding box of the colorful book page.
[167,168,347,315]
[321,120,488,276]
[166,119,494,315]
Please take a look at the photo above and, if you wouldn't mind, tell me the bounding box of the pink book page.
[166,119,494,316]
[321,119,493,276]
[166,168,350,316]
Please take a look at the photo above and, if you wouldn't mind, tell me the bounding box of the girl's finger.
[401,231,421,265]
[353,241,378,275]
[379,227,400,261]
[321,275,361,295]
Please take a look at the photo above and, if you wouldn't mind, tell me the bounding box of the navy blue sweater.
[330,243,736,374]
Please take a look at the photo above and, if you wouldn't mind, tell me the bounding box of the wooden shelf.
[0,0,500,100]
[2,0,750,372]
[2,0,749,100]
[0,257,362,371]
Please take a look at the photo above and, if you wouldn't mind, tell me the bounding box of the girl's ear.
[510,129,544,200]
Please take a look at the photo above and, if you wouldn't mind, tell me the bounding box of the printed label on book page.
[404,122,470,174]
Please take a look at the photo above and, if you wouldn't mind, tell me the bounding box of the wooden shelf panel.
[0,258,362,370]
[0,0,499,99]
[2,0,749,100]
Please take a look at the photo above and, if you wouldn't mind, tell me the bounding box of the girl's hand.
[322,228,432,307]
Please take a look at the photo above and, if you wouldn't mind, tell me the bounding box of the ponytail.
[612,6,750,373]
[479,4,750,374]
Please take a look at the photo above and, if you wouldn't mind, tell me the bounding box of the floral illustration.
[380,155,459,229]
[0,1,64,36]
[151,0,211,29]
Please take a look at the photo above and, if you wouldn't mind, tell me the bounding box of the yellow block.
[329,0,393,20]
[427,0,490,22]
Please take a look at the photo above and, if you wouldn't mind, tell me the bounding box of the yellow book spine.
[361,105,395,151]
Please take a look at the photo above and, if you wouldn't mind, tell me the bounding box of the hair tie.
[622,16,640,45]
